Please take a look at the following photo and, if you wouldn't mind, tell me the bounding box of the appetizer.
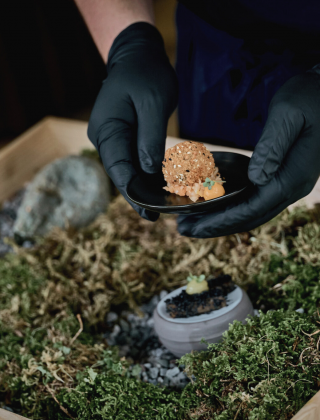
[165,274,235,318]
[162,141,225,202]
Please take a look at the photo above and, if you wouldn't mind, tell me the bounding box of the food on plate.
[165,274,235,318]
[162,141,225,202]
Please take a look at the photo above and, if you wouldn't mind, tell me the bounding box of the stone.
[157,377,164,384]
[160,368,167,377]
[118,345,130,357]
[13,156,110,240]
[162,377,170,387]
[148,379,158,386]
[149,367,159,379]
[143,363,152,369]
[147,318,155,327]
[119,319,130,332]
[130,328,141,340]
[106,312,118,323]
[158,359,169,368]
[151,348,164,358]
[160,290,168,300]
[165,367,180,379]
[111,324,121,336]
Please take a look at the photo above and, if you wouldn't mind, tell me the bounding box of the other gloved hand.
[178,65,320,238]
[88,22,178,221]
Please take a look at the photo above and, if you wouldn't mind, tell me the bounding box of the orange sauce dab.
[203,183,225,201]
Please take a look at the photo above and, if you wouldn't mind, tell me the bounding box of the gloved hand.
[88,22,178,221]
[178,65,320,238]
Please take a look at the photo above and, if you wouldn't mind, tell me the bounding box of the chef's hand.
[178,66,320,238]
[88,22,178,222]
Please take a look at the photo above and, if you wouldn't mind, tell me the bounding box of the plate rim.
[126,151,250,211]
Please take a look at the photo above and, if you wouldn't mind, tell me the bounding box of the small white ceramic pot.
[153,285,254,358]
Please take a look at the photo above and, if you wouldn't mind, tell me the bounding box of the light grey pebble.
[147,318,155,327]
[111,325,121,336]
[157,377,164,384]
[118,345,130,357]
[166,367,180,379]
[144,363,152,369]
[106,312,118,323]
[149,367,159,379]
[148,379,158,386]
[120,319,130,332]
[160,368,167,377]
[151,348,164,358]
[158,359,169,368]
[160,290,168,300]
[130,329,141,340]
[162,377,170,387]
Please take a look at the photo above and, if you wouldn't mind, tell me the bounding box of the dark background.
[0,0,106,147]
[0,0,177,149]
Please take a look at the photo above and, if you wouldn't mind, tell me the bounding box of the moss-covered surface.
[1,198,320,419]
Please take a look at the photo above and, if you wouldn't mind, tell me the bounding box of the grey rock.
[120,319,130,332]
[157,377,164,384]
[130,328,141,340]
[118,345,130,357]
[148,379,158,386]
[166,367,180,379]
[151,348,164,358]
[160,290,168,300]
[144,363,152,369]
[160,368,167,377]
[106,312,118,323]
[149,367,159,379]
[147,318,155,327]
[14,156,110,239]
[111,325,121,337]
[158,359,169,368]
[162,377,170,387]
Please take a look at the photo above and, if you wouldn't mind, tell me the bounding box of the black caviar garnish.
[169,158,172,161]
[164,158,166,162]
[186,170,190,172]
[203,153,205,155]
[162,164,165,168]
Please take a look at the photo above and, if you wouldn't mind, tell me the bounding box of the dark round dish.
[126,152,250,214]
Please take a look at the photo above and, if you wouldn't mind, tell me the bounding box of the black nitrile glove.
[88,22,178,221]
[178,65,320,238]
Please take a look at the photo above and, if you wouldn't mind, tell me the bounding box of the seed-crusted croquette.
[162,141,225,202]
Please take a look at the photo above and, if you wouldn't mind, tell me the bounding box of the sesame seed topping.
[174,165,176,168]
[178,165,181,167]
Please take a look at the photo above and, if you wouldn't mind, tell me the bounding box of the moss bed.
[1,194,320,419]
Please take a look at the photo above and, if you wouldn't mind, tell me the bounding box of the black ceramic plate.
[126,152,250,214]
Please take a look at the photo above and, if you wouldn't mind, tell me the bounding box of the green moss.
[179,310,320,420]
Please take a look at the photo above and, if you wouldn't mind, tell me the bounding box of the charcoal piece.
[165,275,236,318]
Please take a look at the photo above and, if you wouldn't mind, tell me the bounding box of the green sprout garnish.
[203,177,226,190]
[187,273,206,283]
[203,178,215,190]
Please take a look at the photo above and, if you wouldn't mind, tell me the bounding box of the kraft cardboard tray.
[1,116,320,420]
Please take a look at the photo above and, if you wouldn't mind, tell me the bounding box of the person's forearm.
[74,0,155,62]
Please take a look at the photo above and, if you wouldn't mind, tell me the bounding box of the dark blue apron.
[176,2,320,150]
